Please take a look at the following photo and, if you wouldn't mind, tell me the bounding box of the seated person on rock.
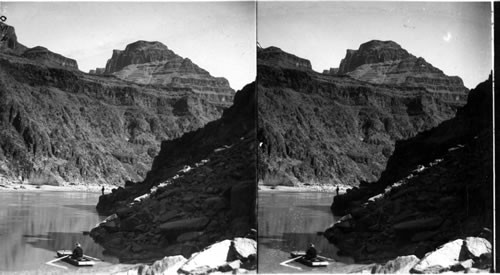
[305,243,317,260]
[72,242,83,260]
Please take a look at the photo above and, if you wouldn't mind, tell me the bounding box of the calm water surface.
[0,191,119,272]
[258,191,361,273]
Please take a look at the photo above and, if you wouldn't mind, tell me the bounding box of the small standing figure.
[101,186,105,196]
[72,242,83,260]
[336,186,340,196]
[305,243,317,260]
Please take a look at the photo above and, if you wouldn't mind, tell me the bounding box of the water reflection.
[258,192,355,273]
[0,191,119,271]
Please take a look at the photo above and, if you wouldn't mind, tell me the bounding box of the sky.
[0,2,256,90]
[258,2,492,89]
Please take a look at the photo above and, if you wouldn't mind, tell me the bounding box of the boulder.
[233,238,257,258]
[461,237,491,260]
[204,197,228,212]
[138,255,187,275]
[393,216,443,233]
[372,255,420,273]
[411,239,463,273]
[178,238,256,274]
[472,252,492,269]
[179,240,233,274]
[158,217,210,234]
[158,210,183,223]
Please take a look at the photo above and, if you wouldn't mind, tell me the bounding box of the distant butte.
[335,40,467,96]
[90,40,234,103]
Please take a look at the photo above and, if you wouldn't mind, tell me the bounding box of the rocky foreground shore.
[324,78,493,273]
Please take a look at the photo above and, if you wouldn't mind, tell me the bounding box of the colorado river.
[258,191,364,273]
[0,191,119,272]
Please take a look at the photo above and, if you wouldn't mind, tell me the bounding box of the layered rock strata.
[338,40,468,100]
[21,46,78,70]
[90,40,234,105]
[257,45,468,187]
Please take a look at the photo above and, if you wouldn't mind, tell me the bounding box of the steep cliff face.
[326,77,492,264]
[0,23,233,186]
[257,45,468,187]
[338,40,468,100]
[91,83,256,262]
[91,40,234,105]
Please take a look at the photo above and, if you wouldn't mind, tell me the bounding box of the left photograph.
[0,2,256,273]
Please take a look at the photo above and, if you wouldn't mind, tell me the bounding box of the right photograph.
[257,2,493,274]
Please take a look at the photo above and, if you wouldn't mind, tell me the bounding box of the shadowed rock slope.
[257,45,468,187]
[0,22,233,186]
[326,77,492,266]
[91,82,256,263]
